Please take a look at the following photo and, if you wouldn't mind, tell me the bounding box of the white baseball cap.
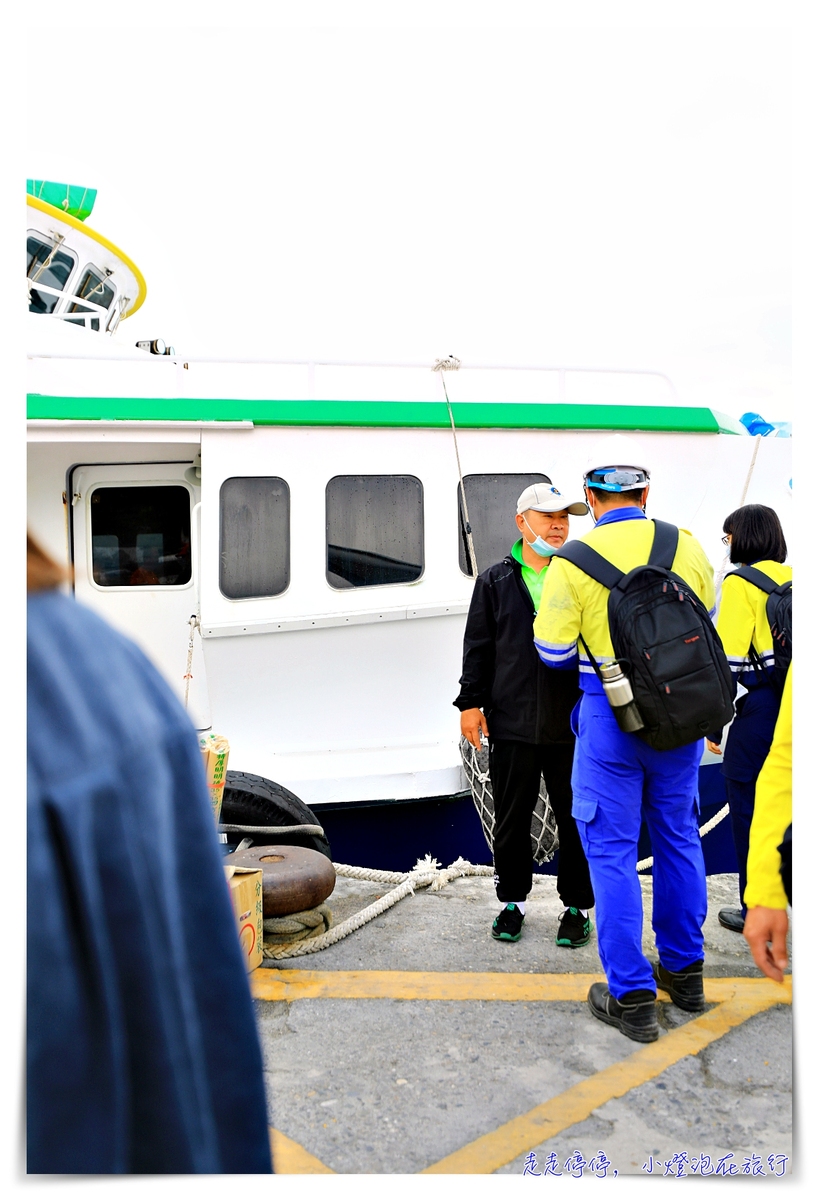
[516,482,589,517]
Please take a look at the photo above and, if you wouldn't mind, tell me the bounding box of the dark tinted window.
[90,486,192,586]
[27,234,76,315]
[458,473,551,575]
[219,477,290,599]
[326,475,423,589]
[67,267,116,332]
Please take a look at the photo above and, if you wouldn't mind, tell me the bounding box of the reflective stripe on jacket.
[717,560,792,687]
[533,510,716,693]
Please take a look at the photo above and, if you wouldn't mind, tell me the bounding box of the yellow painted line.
[421,979,792,1174]
[27,194,147,317]
[252,968,603,1001]
[250,968,789,1006]
[269,1127,335,1174]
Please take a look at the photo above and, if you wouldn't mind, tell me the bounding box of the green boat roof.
[26,396,746,434]
[27,180,97,222]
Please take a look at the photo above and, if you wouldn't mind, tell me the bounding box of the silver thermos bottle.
[598,661,645,732]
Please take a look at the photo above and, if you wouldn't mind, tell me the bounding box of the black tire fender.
[220,771,332,859]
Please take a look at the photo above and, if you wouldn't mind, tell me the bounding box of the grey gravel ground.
[255,870,792,1175]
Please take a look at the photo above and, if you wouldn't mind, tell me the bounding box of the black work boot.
[587,982,659,1043]
[652,959,706,1012]
[718,908,745,934]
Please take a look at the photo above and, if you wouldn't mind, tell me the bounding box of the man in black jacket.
[454,482,595,948]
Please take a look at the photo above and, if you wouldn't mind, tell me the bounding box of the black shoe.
[652,959,706,1012]
[587,982,659,1043]
[492,903,524,942]
[718,908,745,934]
[556,907,593,948]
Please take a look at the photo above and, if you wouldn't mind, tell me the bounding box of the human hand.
[743,906,789,982]
[460,708,489,750]
[706,739,722,755]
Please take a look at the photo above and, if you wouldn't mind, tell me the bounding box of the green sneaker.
[556,907,593,948]
[492,903,524,942]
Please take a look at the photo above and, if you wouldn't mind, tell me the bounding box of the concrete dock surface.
[251,869,792,1177]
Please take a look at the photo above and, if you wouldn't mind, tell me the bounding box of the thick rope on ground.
[262,904,333,947]
[333,863,407,885]
[260,799,732,959]
[264,855,495,960]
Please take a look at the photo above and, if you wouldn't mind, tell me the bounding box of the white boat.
[26,181,792,871]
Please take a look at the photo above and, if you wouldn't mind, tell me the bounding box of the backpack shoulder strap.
[731,565,777,594]
[647,519,679,570]
[555,540,623,591]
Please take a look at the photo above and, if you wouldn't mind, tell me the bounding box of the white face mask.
[522,515,561,557]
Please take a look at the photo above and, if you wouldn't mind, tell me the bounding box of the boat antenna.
[433,355,478,578]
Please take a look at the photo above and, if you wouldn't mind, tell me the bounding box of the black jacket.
[453,555,580,744]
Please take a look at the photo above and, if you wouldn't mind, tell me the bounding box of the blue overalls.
[571,693,707,997]
[534,506,711,999]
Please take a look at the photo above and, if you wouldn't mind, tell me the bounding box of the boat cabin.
[26,184,793,828]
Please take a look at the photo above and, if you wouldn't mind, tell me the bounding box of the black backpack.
[556,519,735,751]
[731,565,792,692]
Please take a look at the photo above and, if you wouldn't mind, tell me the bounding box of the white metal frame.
[65,262,118,333]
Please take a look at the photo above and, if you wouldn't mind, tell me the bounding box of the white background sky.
[26,12,792,423]
[8,3,816,1195]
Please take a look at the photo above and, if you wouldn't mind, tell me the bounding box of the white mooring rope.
[263,855,555,960]
[255,711,731,956]
[263,855,499,960]
[257,797,731,956]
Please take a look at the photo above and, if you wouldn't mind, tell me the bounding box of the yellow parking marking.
[269,1127,335,1174]
[251,968,602,1001]
[423,980,792,1174]
[253,970,791,1175]
[251,967,786,1006]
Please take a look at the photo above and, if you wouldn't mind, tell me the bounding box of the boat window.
[66,266,116,332]
[27,233,77,314]
[457,473,552,575]
[89,486,192,587]
[219,477,290,599]
[326,475,424,589]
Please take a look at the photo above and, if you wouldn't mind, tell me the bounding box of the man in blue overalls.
[533,435,716,1042]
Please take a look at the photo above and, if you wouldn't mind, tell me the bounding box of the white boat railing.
[175,357,680,400]
[27,280,114,331]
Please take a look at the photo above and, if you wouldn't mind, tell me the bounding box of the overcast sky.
[27,21,791,421]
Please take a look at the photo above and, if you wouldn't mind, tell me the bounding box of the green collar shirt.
[510,538,551,613]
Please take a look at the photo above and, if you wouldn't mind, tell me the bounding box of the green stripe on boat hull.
[26,396,745,434]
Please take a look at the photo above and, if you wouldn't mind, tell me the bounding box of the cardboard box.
[224,865,264,972]
[200,733,230,823]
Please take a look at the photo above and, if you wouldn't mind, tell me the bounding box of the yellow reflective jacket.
[717,561,792,686]
[533,510,716,691]
[744,665,792,910]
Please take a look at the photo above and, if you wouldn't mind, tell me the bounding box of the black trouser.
[488,738,594,909]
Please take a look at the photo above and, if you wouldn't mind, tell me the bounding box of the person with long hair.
[707,504,791,935]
